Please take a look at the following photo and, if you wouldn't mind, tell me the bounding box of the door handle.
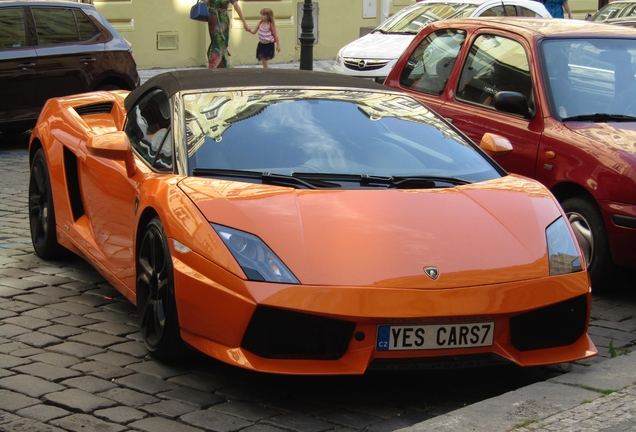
[18,63,35,70]
[80,57,96,64]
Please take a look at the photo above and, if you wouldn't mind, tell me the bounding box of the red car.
[384,17,636,290]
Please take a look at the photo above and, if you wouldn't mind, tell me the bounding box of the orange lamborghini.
[28,69,596,374]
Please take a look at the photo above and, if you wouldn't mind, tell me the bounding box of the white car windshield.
[377,3,478,34]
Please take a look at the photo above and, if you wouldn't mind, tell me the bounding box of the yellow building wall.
[93,0,417,69]
[94,0,599,70]
[570,0,599,19]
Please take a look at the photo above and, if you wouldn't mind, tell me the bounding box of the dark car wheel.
[561,196,613,292]
[28,148,65,259]
[136,217,185,362]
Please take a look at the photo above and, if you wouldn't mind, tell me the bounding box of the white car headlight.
[546,217,583,276]
[335,49,343,65]
[212,224,299,284]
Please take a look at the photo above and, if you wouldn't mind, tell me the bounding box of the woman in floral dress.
[203,0,250,68]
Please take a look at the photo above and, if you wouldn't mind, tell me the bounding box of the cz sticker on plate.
[376,322,494,351]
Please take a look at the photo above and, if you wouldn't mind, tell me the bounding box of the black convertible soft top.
[124,68,389,112]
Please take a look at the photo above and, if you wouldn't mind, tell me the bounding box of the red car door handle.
[18,63,35,70]
[80,58,96,64]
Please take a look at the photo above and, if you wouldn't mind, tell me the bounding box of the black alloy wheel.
[28,148,64,259]
[561,196,613,292]
[136,217,184,361]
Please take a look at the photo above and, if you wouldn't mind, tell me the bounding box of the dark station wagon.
[0,0,139,133]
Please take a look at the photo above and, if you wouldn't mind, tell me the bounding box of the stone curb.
[398,351,636,431]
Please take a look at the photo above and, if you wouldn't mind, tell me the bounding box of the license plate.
[376,322,494,351]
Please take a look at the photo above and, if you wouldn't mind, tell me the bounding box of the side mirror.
[85,131,137,177]
[585,13,592,20]
[493,91,533,118]
[479,133,513,159]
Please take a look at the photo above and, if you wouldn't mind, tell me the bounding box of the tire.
[28,148,65,259]
[561,196,613,292]
[136,217,185,362]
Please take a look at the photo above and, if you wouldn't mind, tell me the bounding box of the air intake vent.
[242,306,355,360]
[74,102,113,116]
[510,295,588,351]
[63,146,85,221]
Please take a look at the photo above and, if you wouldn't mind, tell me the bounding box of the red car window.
[399,29,466,95]
[457,35,533,109]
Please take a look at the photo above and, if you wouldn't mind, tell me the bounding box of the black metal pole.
[299,0,314,70]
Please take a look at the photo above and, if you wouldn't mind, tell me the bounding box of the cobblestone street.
[1,136,635,432]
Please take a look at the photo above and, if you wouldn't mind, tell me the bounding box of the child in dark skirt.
[250,8,280,68]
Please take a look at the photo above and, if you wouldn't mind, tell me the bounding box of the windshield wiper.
[561,113,636,122]
[390,175,471,188]
[293,173,471,189]
[192,168,341,189]
[192,169,471,189]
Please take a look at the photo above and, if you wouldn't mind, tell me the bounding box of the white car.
[334,0,551,82]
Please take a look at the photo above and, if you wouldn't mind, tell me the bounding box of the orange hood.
[178,175,562,289]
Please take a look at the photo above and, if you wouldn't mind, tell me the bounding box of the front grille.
[510,295,588,351]
[343,58,389,71]
[74,102,113,116]
[242,306,355,360]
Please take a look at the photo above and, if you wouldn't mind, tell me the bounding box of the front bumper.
[333,57,397,82]
[172,248,596,375]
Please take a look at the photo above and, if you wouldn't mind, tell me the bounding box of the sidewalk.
[398,351,636,431]
[138,59,335,83]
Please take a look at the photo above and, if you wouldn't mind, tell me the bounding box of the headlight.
[212,224,299,284]
[546,217,583,276]
[335,49,343,65]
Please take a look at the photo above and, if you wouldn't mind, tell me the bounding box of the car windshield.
[376,3,478,34]
[591,2,636,21]
[540,38,636,121]
[182,88,502,186]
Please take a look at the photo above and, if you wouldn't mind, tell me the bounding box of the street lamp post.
[299,0,314,70]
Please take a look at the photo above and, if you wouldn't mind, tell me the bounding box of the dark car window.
[399,29,466,95]
[479,5,517,16]
[126,89,173,171]
[32,7,99,45]
[457,34,533,110]
[519,6,543,17]
[0,7,29,49]
[74,9,100,42]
